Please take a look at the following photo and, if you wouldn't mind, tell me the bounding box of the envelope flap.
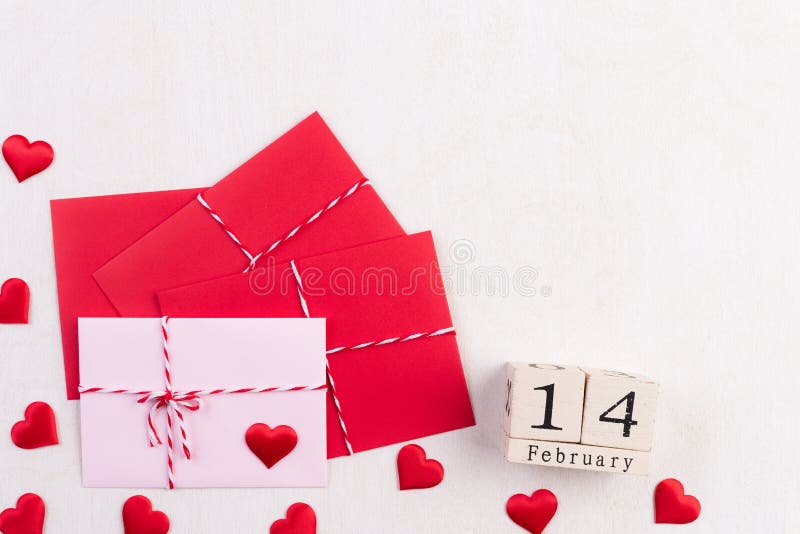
[79,318,169,391]
[204,112,365,253]
[78,318,326,391]
[158,233,454,351]
[294,232,454,350]
[167,318,325,389]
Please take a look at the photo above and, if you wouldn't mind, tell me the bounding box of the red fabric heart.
[245,423,298,469]
[396,444,444,490]
[2,135,53,183]
[0,278,30,324]
[10,402,59,449]
[654,478,701,524]
[506,489,558,534]
[122,495,170,534]
[0,493,45,534]
[270,502,316,534]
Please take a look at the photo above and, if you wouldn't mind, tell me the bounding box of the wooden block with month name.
[504,434,650,475]
[579,368,659,451]
[503,362,586,443]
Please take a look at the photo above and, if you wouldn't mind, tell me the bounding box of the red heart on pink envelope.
[506,489,558,533]
[122,495,170,534]
[270,502,316,534]
[246,423,298,469]
[0,278,30,324]
[2,135,53,183]
[0,493,45,534]
[396,443,444,490]
[10,402,59,449]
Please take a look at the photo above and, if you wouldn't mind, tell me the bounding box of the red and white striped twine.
[290,260,352,454]
[196,193,258,268]
[324,326,456,354]
[197,178,372,273]
[79,317,326,489]
[289,260,457,456]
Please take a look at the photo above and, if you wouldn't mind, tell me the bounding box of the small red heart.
[0,278,30,324]
[122,495,170,534]
[0,493,45,534]
[245,423,298,469]
[2,135,54,183]
[10,402,58,449]
[396,444,444,490]
[506,489,558,534]
[654,478,701,524]
[270,502,316,534]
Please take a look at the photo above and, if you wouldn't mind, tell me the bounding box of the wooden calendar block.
[503,362,586,443]
[504,434,650,475]
[579,368,658,451]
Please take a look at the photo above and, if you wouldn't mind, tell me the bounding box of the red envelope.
[50,188,203,399]
[158,232,475,458]
[93,112,404,316]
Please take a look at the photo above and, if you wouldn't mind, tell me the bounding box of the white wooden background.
[1,2,798,532]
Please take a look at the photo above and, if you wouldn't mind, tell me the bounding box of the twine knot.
[137,389,202,459]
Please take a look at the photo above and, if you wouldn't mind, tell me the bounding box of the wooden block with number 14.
[503,362,659,475]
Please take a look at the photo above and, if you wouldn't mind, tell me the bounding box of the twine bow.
[138,389,202,459]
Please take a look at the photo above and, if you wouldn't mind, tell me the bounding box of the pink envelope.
[78,317,327,488]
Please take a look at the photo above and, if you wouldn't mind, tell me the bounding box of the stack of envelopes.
[51,112,474,487]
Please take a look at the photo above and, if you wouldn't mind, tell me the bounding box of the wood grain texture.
[1,1,800,532]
